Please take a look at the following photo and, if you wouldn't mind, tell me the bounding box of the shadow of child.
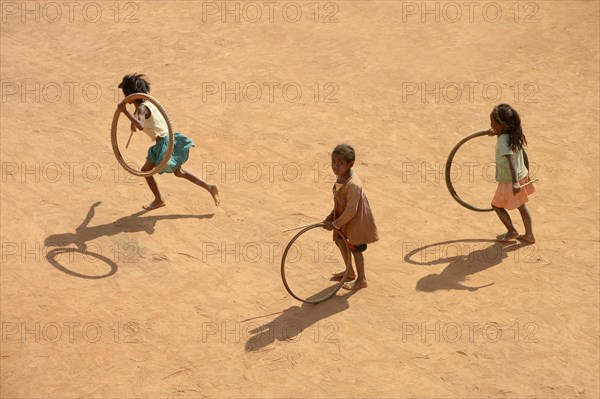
[245,288,358,351]
[416,241,527,292]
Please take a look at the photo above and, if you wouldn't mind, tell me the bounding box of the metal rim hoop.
[445,130,530,212]
[111,93,175,177]
[280,223,352,304]
[445,130,494,212]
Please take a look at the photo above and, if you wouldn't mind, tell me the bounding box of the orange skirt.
[491,176,535,210]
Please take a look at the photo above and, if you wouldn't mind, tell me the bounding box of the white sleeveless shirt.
[141,101,169,140]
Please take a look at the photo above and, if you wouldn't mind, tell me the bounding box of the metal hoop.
[111,93,174,177]
[445,130,495,212]
[280,223,352,304]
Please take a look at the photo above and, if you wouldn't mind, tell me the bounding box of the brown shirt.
[326,172,379,245]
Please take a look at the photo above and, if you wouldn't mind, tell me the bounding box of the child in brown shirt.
[323,144,379,290]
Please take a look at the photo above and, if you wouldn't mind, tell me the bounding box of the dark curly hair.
[118,73,151,96]
[332,144,356,163]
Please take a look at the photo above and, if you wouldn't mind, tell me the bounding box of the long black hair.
[492,103,527,151]
[118,73,151,96]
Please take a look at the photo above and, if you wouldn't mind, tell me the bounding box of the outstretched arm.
[76,201,101,233]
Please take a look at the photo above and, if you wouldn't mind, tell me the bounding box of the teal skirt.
[147,132,194,174]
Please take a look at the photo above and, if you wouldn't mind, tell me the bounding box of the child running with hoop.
[323,144,379,290]
[117,73,220,210]
[488,103,535,243]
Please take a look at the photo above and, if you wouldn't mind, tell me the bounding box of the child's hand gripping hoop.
[281,223,352,304]
[111,93,175,177]
[445,129,531,212]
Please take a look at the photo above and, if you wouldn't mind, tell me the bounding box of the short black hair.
[332,144,355,163]
[118,73,151,96]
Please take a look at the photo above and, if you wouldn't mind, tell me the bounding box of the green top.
[495,134,528,183]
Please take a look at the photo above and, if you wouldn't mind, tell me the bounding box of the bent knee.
[174,168,186,178]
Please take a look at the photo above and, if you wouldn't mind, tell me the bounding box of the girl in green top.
[489,104,535,243]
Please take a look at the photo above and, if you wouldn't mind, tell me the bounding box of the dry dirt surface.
[1,0,599,398]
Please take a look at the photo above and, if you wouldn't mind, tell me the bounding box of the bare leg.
[517,204,535,243]
[174,167,220,206]
[142,161,165,210]
[492,204,518,241]
[332,236,355,280]
[343,252,368,290]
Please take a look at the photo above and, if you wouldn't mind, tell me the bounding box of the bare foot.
[209,185,220,206]
[142,200,166,210]
[332,270,356,281]
[517,234,536,244]
[497,231,519,242]
[342,280,368,290]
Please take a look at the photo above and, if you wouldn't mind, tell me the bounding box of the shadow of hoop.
[44,201,214,279]
[403,239,498,266]
[46,247,118,279]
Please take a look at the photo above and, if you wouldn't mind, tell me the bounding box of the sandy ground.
[1,0,599,397]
